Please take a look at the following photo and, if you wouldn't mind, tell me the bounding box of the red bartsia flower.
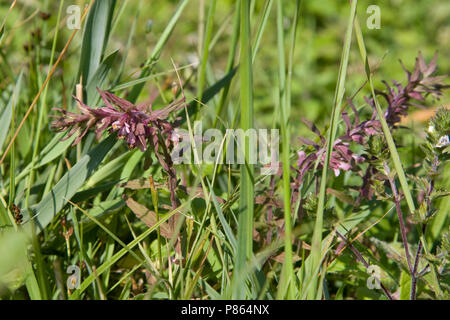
[51,87,184,152]
[294,52,449,201]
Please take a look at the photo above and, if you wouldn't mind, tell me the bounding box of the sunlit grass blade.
[214,0,240,127]
[232,0,254,300]
[196,0,217,114]
[275,0,297,300]
[252,0,273,63]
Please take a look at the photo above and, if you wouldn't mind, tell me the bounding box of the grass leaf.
[26,135,116,233]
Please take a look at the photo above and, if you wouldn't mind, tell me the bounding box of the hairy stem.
[411,236,423,300]
[383,162,414,274]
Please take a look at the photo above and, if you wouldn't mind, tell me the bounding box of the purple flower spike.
[51,87,184,152]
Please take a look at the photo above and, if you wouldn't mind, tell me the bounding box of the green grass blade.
[84,147,130,188]
[232,0,255,300]
[308,0,357,299]
[0,71,23,152]
[214,0,240,127]
[286,0,302,122]
[78,0,116,95]
[13,132,76,186]
[25,0,65,215]
[252,0,273,63]
[276,0,301,300]
[113,1,139,86]
[196,0,217,110]
[207,179,237,253]
[68,201,153,273]
[275,0,294,299]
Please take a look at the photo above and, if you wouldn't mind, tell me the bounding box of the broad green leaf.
[0,229,28,284]
[78,0,116,95]
[84,148,131,188]
[86,49,119,106]
[399,270,412,300]
[26,135,116,233]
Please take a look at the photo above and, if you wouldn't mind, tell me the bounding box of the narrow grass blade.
[84,147,130,188]
[308,0,357,299]
[275,0,294,299]
[276,0,302,299]
[232,0,254,300]
[196,0,217,108]
[14,132,76,185]
[252,0,273,63]
[214,0,240,127]
[207,179,237,253]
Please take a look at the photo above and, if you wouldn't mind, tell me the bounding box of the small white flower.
[436,135,450,148]
[428,125,435,134]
